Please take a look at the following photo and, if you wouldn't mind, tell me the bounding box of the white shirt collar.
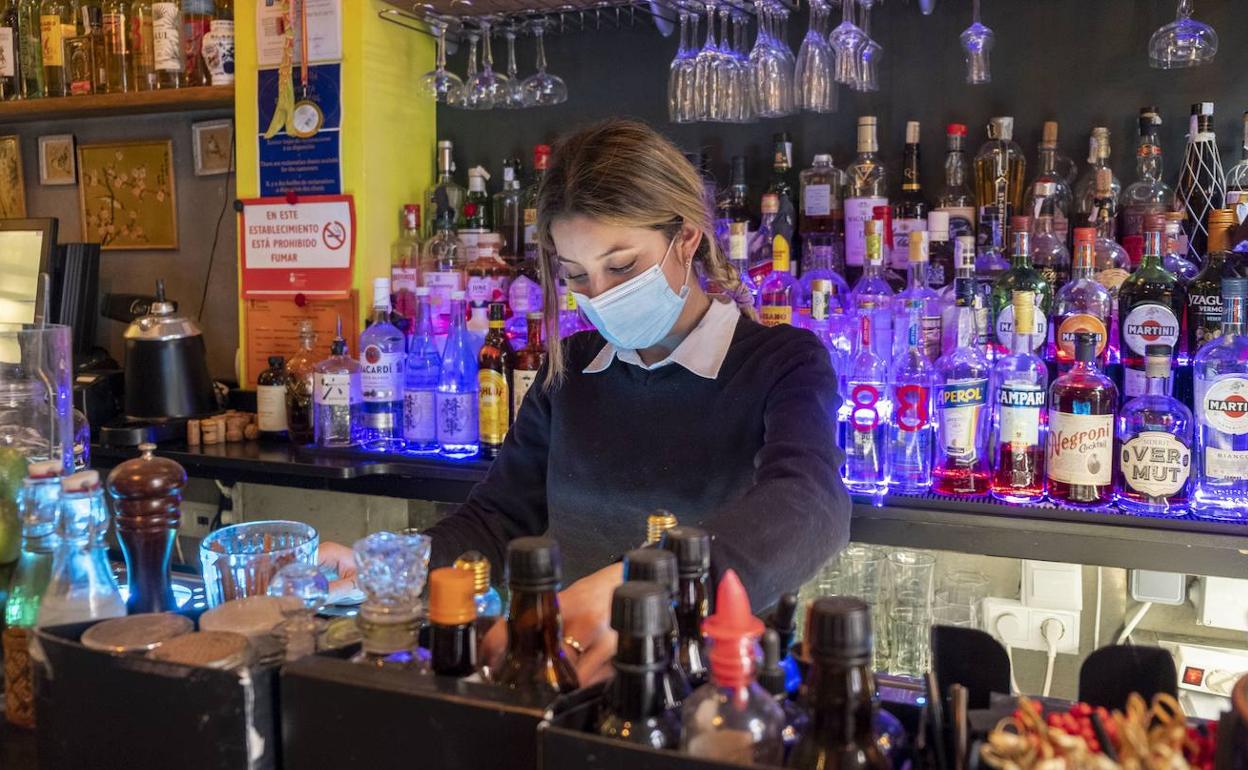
[583,297,741,380]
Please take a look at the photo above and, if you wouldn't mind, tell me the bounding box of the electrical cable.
[1041,617,1063,698]
[994,613,1021,695]
[1117,601,1154,646]
[1094,567,1103,649]
[197,127,236,324]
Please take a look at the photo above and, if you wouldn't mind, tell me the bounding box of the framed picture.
[0,135,27,218]
[78,140,178,250]
[192,119,234,176]
[38,134,77,185]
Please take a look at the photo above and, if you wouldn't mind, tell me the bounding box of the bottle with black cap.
[760,628,807,759]
[789,597,891,770]
[492,536,579,696]
[766,592,801,695]
[623,548,691,706]
[658,525,711,686]
[595,582,682,748]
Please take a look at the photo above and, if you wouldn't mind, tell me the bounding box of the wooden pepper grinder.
[105,442,187,614]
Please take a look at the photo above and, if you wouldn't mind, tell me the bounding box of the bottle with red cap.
[680,569,784,764]
[522,144,551,263]
[935,123,976,242]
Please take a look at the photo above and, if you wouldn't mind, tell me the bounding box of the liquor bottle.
[0,0,18,99]
[16,0,40,97]
[493,158,524,262]
[2,461,60,729]
[1092,168,1131,322]
[991,290,1048,502]
[454,550,504,623]
[991,228,1051,358]
[1162,211,1198,286]
[809,279,852,374]
[873,205,904,291]
[975,207,1010,295]
[758,226,799,327]
[208,0,231,86]
[717,156,753,260]
[359,278,405,451]
[38,0,75,96]
[886,300,935,493]
[767,132,798,270]
[799,234,849,323]
[1226,112,1248,199]
[1175,102,1226,262]
[180,0,208,84]
[933,277,992,496]
[150,0,181,88]
[800,152,842,238]
[428,139,466,234]
[465,237,511,311]
[436,291,479,458]
[1022,121,1074,247]
[973,117,1026,241]
[1030,181,1072,290]
[892,120,929,275]
[558,283,590,338]
[1046,332,1117,509]
[421,216,466,338]
[37,471,126,626]
[1074,127,1120,233]
[506,232,543,344]
[788,597,891,770]
[927,211,955,290]
[459,165,492,264]
[1187,209,1243,357]
[99,0,129,91]
[493,536,580,696]
[478,302,514,458]
[256,356,288,440]
[403,288,440,453]
[313,318,363,448]
[597,582,682,748]
[844,116,888,284]
[940,235,991,357]
[681,569,784,765]
[840,300,889,495]
[284,320,318,445]
[1119,225,1185,399]
[129,0,153,90]
[1193,278,1248,518]
[521,144,550,262]
[391,203,421,324]
[1120,108,1174,265]
[936,123,976,241]
[512,311,545,418]
[659,525,710,688]
[351,530,431,669]
[850,219,894,361]
[892,231,942,361]
[622,547,692,708]
[1116,345,1192,515]
[749,192,779,283]
[67,12,97,95]
[428,566,478,677]
[1052,228,1112,373]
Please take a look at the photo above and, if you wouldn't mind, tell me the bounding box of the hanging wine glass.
[829,0,866,88]
[853,0,881,93]
[693,1,719,120]
[1148,0,1217,69]
[522,18,568,106]
[668,11,697,122]
[464,19,509,110]
[418,19,463,104]
[795,0,835,113]
[500,27,528,109]
[454,32,481,108]
[960,0,993,84]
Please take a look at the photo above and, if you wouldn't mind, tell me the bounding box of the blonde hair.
[536,119,755,388]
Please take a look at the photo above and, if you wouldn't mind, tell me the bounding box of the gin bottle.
[849,219,894,361]
[892,231,942,361]
[359,278,406,451]
[1193,278,1248,519]
[841,301,889,495]
[1052,228,1111,373]
[1046,333,1117,509]
[313,319,363,448]
[36,471,126,627]
[1116,345,1192,515]
[991,291,1048,502]
[427,139,465,234]
[886,300,935,493]
[933,278,991,496]
[436,291,479,458]
[403,287,441,453]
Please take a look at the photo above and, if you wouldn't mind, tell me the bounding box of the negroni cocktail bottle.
[1046,332,1117,508]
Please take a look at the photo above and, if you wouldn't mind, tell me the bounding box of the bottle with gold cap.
[644,510,677,546]
[892,230,942,362]
[429,567,478,677]
[454,550,503,621]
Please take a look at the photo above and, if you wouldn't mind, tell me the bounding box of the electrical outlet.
[179,501,218,540]
[983,597,1080,654]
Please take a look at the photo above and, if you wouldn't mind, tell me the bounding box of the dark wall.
[438,0,1246,199]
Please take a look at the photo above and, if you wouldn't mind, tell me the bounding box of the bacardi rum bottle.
[359,278,406,451]
[1193,278,1248,519]
[932,278,991,496]
[1115,345,1192,515]
[885,300,935,493]
[844,116,888,284]
[1051,228,1111,373]
[1046,332,1117,509]
[1119,226,1185,399]
[990,291,1048,502]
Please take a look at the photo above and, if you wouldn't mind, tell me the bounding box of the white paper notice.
[243,199,353,270]
[256,0,343,68]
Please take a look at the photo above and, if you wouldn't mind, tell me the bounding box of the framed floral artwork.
[0,135,26,218]
[38,134,76,185]
[78,140,178,250]
[192,119,234,176]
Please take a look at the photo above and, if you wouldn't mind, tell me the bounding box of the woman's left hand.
[558,562,623,687]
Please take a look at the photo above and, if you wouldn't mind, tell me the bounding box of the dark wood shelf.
[0,85,233,124]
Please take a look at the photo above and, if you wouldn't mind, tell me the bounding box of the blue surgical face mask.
[572,234,691,350]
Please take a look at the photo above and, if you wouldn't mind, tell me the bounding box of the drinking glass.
[1148,0,1217,69]
[418,19,463,104]
[668,11,697,122]
[693,2,720,120]
[749,1,792,118]
[889,606,931,677]
[795,0,835,113]
[960,0,994,84]
[829,0,867,87]
[731,14,755,122]
[464,21,508,110]
[522,19,568,106]
[0,325,74,470]
[500,28,528,109]
[853,0,881,93]
[200,520,320,607]
[453,33,480,108]
[888,549,936,610]
[932,602,975,629]
[838,544,889,667]
[937,569,990,620]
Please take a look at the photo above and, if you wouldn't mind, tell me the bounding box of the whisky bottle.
[256,356,289,440]
[844,116,888,283]
[128,0,153,89]
[511,311,545,419]
[1074,127,1121,234]
[1022,121,1074,246]
[100,0,129,91]
[1120,107,1174,265]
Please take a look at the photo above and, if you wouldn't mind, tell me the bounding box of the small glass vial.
[351,530,431,669]
[313,319,363,448]
[256,355,289,440]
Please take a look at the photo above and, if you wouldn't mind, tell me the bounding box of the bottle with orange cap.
[429,566,478,677]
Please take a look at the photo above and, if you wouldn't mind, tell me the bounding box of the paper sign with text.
[240,194,354,298]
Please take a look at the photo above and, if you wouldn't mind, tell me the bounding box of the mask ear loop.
[670,231,694,300]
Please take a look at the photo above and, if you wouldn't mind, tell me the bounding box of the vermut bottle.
[493,536,580,697]
[1115,345,1193,516]
[1118,220,1185,399]
[1186,209,1242,357]
[1046,332,1117,508]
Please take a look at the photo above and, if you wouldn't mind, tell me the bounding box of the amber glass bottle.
[492,536,579,697]
[477,302,514,458]
[659,525,711,687]
[428,567,478,678]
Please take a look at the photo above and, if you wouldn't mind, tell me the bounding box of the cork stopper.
[428,567,477,626]
[454,551,491,595]
[1090,127,1111,161]
[908,230,930,263]
[646,510,678,545]
[1041,121,1059,148]
[1013,291,1036,336]
[1209,209,1238,253]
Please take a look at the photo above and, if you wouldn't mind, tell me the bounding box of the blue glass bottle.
[1116,345,1193,515]
[403,287,441,454]
[841,301,890,495]
[360,277,406,451]
[1193,278,1248,518]
[437,291,480,458]
[886,300,935,493]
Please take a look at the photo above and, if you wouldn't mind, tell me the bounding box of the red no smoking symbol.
[322,220,347,250]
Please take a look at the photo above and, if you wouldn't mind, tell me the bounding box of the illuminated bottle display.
[990,291,1048,503]
[1193,278,1248,519]
[1115,345,1192,515]
[403,288,441,453]
[933,277,991,496]
[886,300,935,493]
[844,116,888,283]
[1046,332,1117,509]
[841,302,889,495]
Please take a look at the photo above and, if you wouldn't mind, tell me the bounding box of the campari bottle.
[1046,332,1117,509]
[990,291,1048,503]
[932,277,991,496]
[1193,278,1248,519]
[1115,345,1193,516]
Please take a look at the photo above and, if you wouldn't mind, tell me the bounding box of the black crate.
[280,652,557,769]
[33,621,281,770]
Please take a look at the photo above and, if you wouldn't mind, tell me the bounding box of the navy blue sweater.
[425,314,851,610]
